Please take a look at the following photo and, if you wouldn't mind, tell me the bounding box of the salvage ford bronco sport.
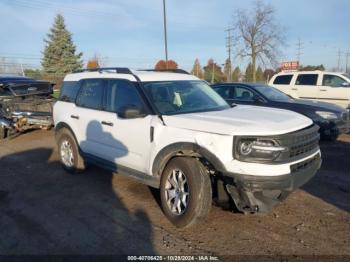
[54,68,321,228]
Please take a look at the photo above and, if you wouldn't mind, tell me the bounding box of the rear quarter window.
[59,81,80,102]
[273,75,293,85]
[295,74,318,86]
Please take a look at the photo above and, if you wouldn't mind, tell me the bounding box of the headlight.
[315,111,338,120]
[234,138,287,162]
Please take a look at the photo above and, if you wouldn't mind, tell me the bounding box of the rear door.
[294,73,319,101]
[74,78,110,159]
[319,73,350,108]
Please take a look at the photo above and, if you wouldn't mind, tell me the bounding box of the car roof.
[64,70,199,82]
[0,75,33,82]
[211,82,267,88]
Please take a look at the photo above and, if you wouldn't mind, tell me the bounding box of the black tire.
[0,126,7,140]
[56,128,86,173]
[160,157,212,228]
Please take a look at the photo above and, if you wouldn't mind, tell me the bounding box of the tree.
[223,58,233,82]
[154,60,178,70]
[232,0,284,82]
[24,69,42,79]
[42,14,83,75]
[191,58,204,79]
[86,55,100,69]
[256,66,265,82]
[263,68,275,82]
[232,66,241,82]
[299,64,325,71]
[203,59,224,84]
[244,63,254,82]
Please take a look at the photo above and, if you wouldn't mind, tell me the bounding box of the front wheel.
[160,157,212,228]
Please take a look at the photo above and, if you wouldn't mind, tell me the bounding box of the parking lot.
[0,130,349,256]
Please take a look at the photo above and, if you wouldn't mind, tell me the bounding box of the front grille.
[276,124,320,162]
[291,153,320,173]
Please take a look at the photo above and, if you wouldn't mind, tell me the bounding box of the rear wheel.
[56,128,85,173]
[0,126,7,140]
[160,157,212,228]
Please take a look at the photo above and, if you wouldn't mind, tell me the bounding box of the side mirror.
[117,105,147,119]
[341,82,350,87]
[254,96,265,103]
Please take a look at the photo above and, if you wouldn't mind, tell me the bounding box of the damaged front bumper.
[224,153,322,213]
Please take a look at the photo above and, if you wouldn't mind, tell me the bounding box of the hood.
[162,105,313,136]
[279,99,345,113]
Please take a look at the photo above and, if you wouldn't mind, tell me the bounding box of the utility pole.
[211,61,215,84]
[346,49,350,73]
[225,27,234,82]
[162,0,168,69]
[296,38,303,64]
[337,49,342,72]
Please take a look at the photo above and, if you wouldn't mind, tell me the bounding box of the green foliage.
[42,14,83,75]
[191,58,204,79]
[300,64,325,71]
[24,69,42,80]
[232,66,241,82]
[203,59,224,83]
[223,58,232,82]
[256,66,265,82]
[244,63,254,82]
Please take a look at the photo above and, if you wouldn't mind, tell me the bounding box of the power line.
[296,38,303,63]
[225,27,234,82]
[337,49,342,72]
[346,49,350,73]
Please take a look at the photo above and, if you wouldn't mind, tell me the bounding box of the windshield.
[143,80,230,115]
[254,85,293,102]
[342,73,350,80]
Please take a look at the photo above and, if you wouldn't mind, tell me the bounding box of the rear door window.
[273,75,293,85]
[213,86,234,100]
[60,81,80,102]
[295,74,318,86]
[76,79,104,110]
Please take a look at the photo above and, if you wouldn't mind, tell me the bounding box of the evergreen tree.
[203,59,224,83]
[42,14,83,75]
[256,66,265,82]
[191,58,204,79]
[232,66,241,82]
[223,58,232,82]
[244,63,254,82]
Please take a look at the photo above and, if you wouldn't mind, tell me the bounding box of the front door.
[318,74,350,108]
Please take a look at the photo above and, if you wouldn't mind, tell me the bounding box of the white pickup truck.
[269,70,350,109]
[54,68,321,227]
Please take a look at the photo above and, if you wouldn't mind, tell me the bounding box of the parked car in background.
[212,83,350,140]
[269,71,350,109]
[0,75,55,139]
[54,67,321,228]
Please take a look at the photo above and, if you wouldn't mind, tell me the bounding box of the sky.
[0,0,349,72]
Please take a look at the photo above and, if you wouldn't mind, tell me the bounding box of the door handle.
[291,88,298,90]
[70,115,79,120]
[101,121,114,127]
[320,89,327,91]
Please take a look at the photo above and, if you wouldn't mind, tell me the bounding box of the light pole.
[162,0,168,69]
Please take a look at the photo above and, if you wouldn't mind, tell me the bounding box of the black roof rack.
[73,67,133,74]
[139,69,189,74]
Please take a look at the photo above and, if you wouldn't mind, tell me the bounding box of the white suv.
[269,71,350,109]
[54,68,321,227]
